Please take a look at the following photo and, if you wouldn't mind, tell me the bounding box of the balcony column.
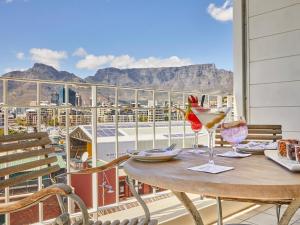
[206,95,210,108]
[36,82,44,222]
[91,86,98,210]
[3,80,10,225]
[135,90,138,150]
[64,84,72,212]
[114,87,119,204]
[217,96,223,109]
[183,93,186,148]
[227,96,233,108]
[152,91,156,149]
[168,91,171,146]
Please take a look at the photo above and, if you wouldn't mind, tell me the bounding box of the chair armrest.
[0,183,72,214]
[72,155,130,174]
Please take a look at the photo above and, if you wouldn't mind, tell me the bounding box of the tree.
[16,117,27,126]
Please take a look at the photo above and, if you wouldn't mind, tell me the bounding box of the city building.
[50,92,59,105]
[59,87,76,106]
[75,92,82,106]
[0,109,4,128]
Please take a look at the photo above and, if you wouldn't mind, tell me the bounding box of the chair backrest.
[0,132,60,190]
[215,124,282,147]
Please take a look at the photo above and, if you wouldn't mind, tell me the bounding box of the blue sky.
[0,0,233,77]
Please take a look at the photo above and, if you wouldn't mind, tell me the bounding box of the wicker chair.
[0,132,157,225]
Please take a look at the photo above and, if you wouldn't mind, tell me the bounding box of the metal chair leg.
[276,204,282,224]
[126,176,150,223]
[216,197,223,225]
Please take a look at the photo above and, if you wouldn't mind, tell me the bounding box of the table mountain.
[86,64,232,95]
[1,63,233,105]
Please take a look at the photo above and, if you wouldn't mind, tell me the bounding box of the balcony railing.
[0,77,234,224]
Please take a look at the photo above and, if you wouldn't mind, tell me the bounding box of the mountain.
[3,63,84,83]
[1,63,233,105]
[1,64,86,105]
[86,64,233,95]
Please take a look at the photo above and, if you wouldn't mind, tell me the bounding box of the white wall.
[239,0,300,138]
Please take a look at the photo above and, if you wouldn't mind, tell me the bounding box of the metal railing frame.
[0,77,234,224]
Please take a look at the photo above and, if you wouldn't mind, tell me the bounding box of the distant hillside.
[1,64,86,105]
[86,64,233,94]
[1,63,233,105]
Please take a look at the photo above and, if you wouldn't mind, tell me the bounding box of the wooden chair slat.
[128,218,139,225]
[0,148,54,164]
[0,156,57,177]
[0,136,51,152]
[137,219,146,225]
[0,165,60,190]
[215,124,282,147]
[111,220,121,225]
[102,221,111,225]
[0,132,47,143]
[245,129,282,134]
[120,219,130,225]
[215,134,282,140]
[215,140,248,145]
[216,128,282,134]
[247,124,281,129]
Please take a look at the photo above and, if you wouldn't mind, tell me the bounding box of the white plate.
[237,148,275,155]
[264,150,300,172]
[128,149,181,162]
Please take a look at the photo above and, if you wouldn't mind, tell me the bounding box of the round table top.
[123,148,300,201]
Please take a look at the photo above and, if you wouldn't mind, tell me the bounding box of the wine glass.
[185,96,203,153]
[192,107,231,167]
[190,118,202,152]
[220,116,248,156]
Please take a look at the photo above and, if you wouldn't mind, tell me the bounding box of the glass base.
[188,148,206,154]
[217,151,251,158]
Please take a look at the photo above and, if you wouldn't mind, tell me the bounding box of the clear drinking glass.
[220,116,248,156]
[192,107,231,167]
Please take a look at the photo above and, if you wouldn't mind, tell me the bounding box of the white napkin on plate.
[237,141,277,150]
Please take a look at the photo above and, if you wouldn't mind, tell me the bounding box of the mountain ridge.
[1,63,233,105]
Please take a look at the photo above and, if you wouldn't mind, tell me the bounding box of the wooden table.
[123,148,300,225]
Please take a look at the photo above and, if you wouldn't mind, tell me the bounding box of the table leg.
[172,191,205,225]
[126,176,150,223]
[279,198,300,225]
[216,197,223,225]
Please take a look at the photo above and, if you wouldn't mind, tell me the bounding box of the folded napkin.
[188,164,234,174]
[237,141,277,150]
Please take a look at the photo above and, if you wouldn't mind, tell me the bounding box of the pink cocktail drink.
[221,120,248,152]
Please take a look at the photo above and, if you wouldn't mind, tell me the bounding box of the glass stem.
[194,131,199,148]
[208,130,214,165]
[233,144,237,152]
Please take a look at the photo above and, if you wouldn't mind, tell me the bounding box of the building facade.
[234,0,300,138]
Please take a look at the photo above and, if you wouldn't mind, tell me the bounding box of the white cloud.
[76,54,114,70]
[4,0,13,3]
[30,48,68,69]
[207,0,233,22]
[16,52,24,60]
[4,67,26,73]
[76,54,192,70]
[73,47,88,57]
